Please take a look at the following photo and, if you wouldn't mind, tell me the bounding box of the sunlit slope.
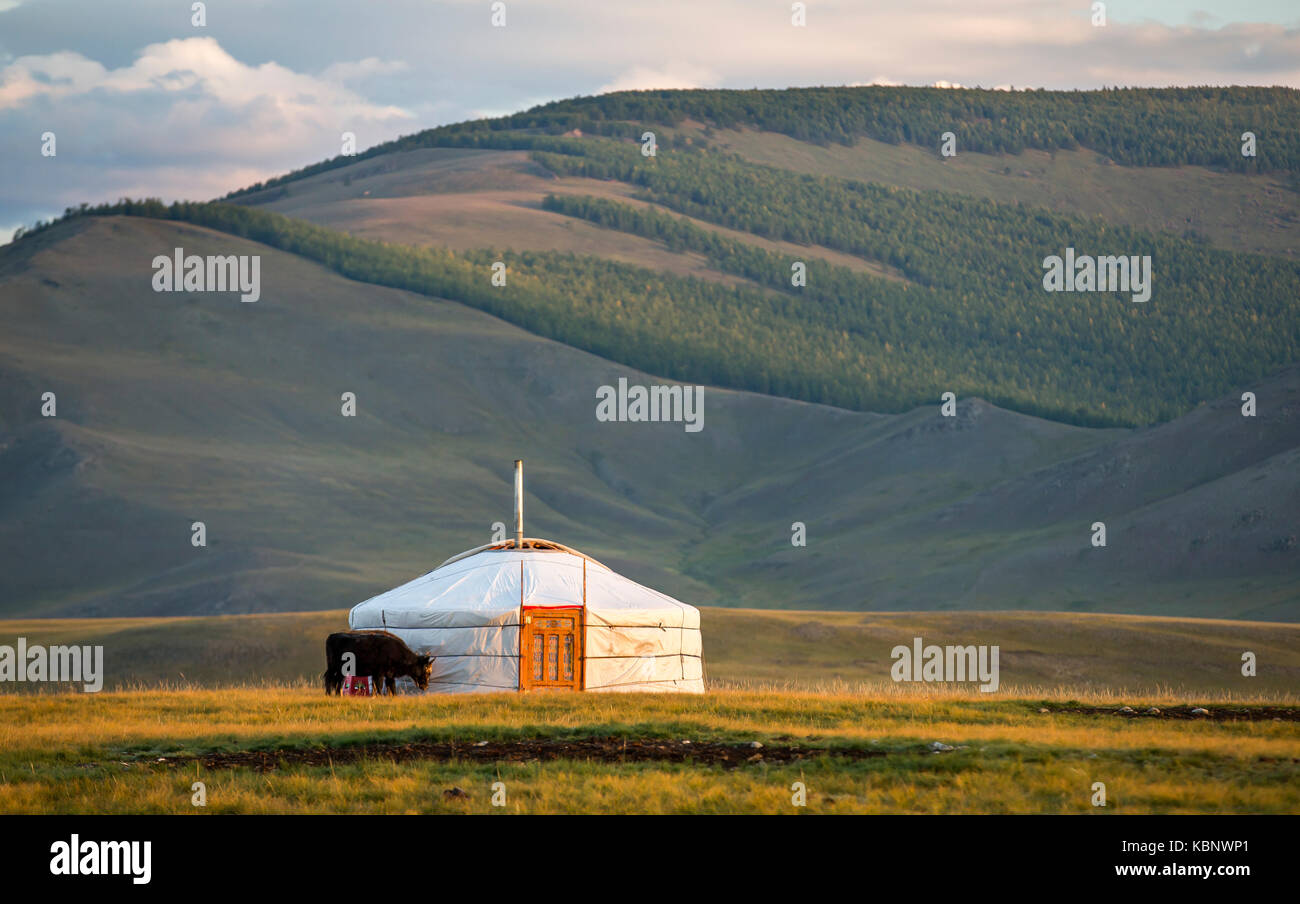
[238,146,898,281]
[0,217,1296,618]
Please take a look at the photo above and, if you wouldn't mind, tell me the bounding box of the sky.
[1,0,1298,242]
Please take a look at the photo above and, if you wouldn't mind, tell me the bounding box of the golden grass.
[6,759,1291,815]
[1,686,1295,814]
[2,607,1296,813]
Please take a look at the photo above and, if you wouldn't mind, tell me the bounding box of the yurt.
[347,461,704,694]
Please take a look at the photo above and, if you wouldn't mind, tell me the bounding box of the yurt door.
[520,608,583,691]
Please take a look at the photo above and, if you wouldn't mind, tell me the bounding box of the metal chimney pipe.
[513,459,524,549]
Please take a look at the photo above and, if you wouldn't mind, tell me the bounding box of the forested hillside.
[32,151,1300,426]
[497,86,1300,170]
[224,85,1300,198]
[17,86,1300,428]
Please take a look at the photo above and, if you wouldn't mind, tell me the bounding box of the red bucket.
[342,675,374,696]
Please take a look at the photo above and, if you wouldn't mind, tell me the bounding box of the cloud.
[319,57,410,84]
[0,50,106,107]
[0,36,412,123]
[0,37,414,236]
[597,62,718,94]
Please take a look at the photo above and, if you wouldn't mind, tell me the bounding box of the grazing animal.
[324,630,433,696]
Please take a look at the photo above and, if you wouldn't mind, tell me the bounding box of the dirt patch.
[163,737,887,772]
[1040,705,1300,722]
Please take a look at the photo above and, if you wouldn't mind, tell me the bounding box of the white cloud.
[0,37,412,123]
[0,38,414,222]
[0,50,106,107]
[597,62,718,94]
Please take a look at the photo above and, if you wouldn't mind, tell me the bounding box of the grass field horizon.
[2,610,1296,813]
[2,607,1295,698]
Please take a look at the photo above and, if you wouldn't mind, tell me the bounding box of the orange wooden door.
[520,608,583,691]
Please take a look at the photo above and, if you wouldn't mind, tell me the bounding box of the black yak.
[324,630,433,695]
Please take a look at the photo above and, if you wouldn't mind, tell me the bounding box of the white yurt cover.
[348,544,704,694]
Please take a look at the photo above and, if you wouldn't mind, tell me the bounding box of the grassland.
[4,607,1298,695]
[1,608,1296,814]
[1,686,1295,814]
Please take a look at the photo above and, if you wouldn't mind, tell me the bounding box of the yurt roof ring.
[436,537,608,570]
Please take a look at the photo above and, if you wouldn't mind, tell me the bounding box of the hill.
[227,86,1300,190]
[230,85,1300,260]
[0,216,1296,619]
[21,88,1300,429]
[208,89,1300,428]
